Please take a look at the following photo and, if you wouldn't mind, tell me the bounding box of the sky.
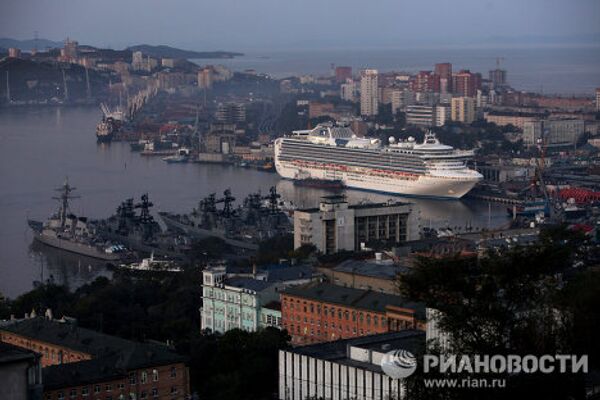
[1,0,599,51]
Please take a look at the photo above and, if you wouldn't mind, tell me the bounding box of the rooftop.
[282,283,425,319]
[223,277,273,292]
[333,258,410,280]
[1,317,186,389]
[288,330,425,373]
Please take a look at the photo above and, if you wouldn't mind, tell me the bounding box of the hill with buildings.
[0,37,63,51]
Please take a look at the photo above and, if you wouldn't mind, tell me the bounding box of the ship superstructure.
[28,180,123,261]
[274,123,482,198]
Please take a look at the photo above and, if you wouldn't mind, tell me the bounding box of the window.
[152,369,159,382]
[170,366,177,378]
[129,372,137,385]
[106,384,113,392]
[170,387,178,395]
[70,389,77,399]
[128,393,136,400]
[58,392,65,400]
[82,387,89,397]
[95,385,101,394]
[151,388,159,398]
[141,370,148,384]
[140,393,147,400]
[118,384,125,390]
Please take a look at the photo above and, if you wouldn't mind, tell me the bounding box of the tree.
[399,227,592,399]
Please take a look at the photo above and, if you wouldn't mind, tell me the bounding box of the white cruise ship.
[274,123,483,199]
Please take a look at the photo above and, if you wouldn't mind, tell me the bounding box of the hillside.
[126,44,242,59]
[0,37,63,51]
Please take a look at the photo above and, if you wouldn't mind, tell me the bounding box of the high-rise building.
[596,88,600,111]
[453,70,481,97]
[335,66,352,83]
[131,51,144,70]
[435,63,452,93]
[340,79,357,102]
[360,69,379,116]
[198,67,213,89]
[435,105,451,127]
[7,48,21,58]
[410,71,434,93]
[451,97,476,124]
[489,68,507,89]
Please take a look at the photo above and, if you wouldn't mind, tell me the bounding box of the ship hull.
[32,232,120,261]
[96,133,114,143]
[275,160,479,199]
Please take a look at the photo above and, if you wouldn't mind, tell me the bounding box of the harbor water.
[0,106,509,298]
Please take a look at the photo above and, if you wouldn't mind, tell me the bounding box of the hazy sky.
[1,0,599,51]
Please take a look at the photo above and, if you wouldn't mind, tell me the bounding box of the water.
[200,46,600,95]
[0,106,509,298]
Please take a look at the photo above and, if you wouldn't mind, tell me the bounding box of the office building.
[451,97,476,124]
[405,104,435,127]
[0,317,190,400]
[278,330,424,400]
[523,119,585,147]
[360,69,379,116]
[335,66,352,83]
[294,196,418,254]
[281,282,426,344]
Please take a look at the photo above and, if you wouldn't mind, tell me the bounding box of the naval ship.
[159,187,292,251]
[274,123,483,199]
[28,181,123,261]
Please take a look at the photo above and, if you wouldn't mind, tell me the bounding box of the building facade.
[405,105,435,127]
[278,330,424,400]
[0,342,43,400]
[0,317,189,400]
[200,267,279,333]
[523,119,586,147]
[280,283,426,345]
[451,97,476,124]
[360,69,379,117]
[294,196,419,254]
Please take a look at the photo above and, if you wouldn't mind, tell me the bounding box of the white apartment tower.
[360,69,379,116]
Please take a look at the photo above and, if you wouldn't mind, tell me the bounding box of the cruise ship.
[274,123,483,199]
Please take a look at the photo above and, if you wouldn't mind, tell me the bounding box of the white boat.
[119,253,182,272]
[274,123,482,199]
[162,147,190,163]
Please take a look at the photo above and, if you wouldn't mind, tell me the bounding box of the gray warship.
[28,181,124,261]
[158,187,292,251]
[94,194,192,258]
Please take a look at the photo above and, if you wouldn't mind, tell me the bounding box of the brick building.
[0,317,190,400]
[280,283,425,345]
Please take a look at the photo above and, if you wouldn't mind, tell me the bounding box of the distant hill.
[126,44,242,59]
[0,37,63,51]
